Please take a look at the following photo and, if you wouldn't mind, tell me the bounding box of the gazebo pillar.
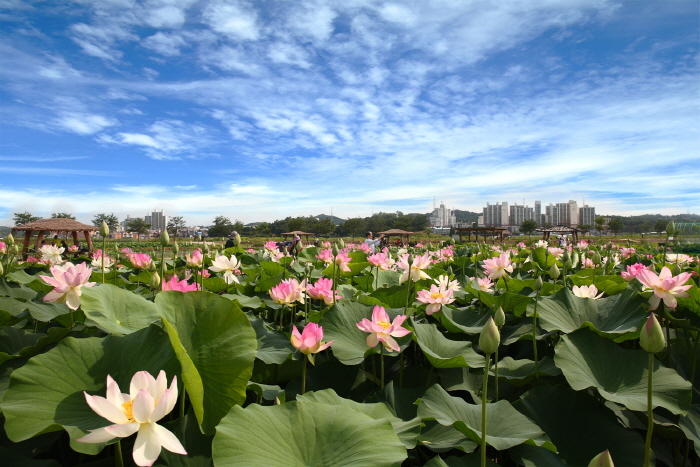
[84,231,93,252]
[34,231,45,252]
[72,231,80,245]
[22,231,31,255]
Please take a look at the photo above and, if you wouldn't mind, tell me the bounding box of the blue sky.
[1,0,698,226]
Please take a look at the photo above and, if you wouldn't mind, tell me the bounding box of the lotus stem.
[380,344,385,389]
[115,440,124,467]
[644,351,654,467]
[399,351,404,388]
[481,354,491,467]
[301,356,307,395]
[494,347,499,401]
[532,290,540,377]
[179,380,185,418]
[101,236,106,284]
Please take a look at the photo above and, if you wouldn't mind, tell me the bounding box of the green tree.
[233,220,245,234]
[209,216,233,237]
[51,212,76,220]
[595,216,606,234]
[410,214,429,232]
[608,218,623,235]
[314,218,335,235]
[167,216,186,236]
[519,219,538,237]
[126,218,151,239]
[654,219,668,232]
[342,218,367,240]
[256,222,271,236]
[13,212,41,226]
[577,224,591,236]
[287,217,307,232]
[92,213,120,232]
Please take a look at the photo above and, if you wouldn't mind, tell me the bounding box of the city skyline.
[1,1,698,225]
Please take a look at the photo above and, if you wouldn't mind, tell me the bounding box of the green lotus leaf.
[570,270,628,295]
[465,285,532,316]
[298,388,421,448]
[424,453,499,466]
[412,323,484,368]
[554,328,692,414]
[438,306,491,334]
[212,401,407,466]
[491,356,561,385]
[417,384,555,452]
[156,413,213,467]
[512,385,645,466]
[223,293,264,309]
[679,405,700,457]
[369,285,409,309]
[533,288,647,337]
[418,421,477,453]
[1,325,179,454]
[6,270,53,294]
[0,279,37,301]
[156,291,257,435]
[248,317,294,364]
[80,283,159,334]
[201,277,228,293]
[0,326,70,364]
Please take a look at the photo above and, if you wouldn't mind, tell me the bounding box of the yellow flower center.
[121,400,135,422]
[377,320,392,330]
[430,292,443,300]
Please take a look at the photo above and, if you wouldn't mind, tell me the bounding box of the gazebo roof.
[281,231,313,236]
[536,225,582,233]
[379,229,414,235]
[12,218,98,232]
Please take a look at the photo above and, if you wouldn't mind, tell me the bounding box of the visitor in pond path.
[363,231,384,253]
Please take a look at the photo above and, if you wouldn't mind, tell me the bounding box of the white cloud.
[144,5,186,28]
[203,1,260,40]
[142,31,187,56]
[54,112,117,135]
[267,42,311,68]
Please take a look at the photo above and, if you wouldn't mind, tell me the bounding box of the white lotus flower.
[77,371,186,467]
[572,284,604,299]
[208,255,241,284]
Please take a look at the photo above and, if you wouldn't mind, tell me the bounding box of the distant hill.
[315,214,346,225]
[424,209,480,224]
[0,226,12,237]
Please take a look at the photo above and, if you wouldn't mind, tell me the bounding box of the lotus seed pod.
[172,241,179,255]
[535,276,543,291]
[550,263,560,280]
[332,245,339,256]
[150,271,161,290]
[588,450,614,467]
[479,316,500,355]
[6,234,14,245]
[640,313,665,354]
[160,230,169,246]
[234,232,241,246]
[494,306,506,327]
[99,221,109,237]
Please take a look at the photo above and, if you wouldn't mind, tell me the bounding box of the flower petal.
[76,426,116,444]
[154,424,187,455]
[153,371,167,401]
[131,371,156,399]
[132,423,162,467]
[132,389,155,423]
[150,388,176,422]
[105,422,140,438]
[84,393,129,424]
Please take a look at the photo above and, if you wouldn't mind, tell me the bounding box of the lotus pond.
[0,236,698,467]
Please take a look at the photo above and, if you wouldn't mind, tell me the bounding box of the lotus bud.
[592,252,602,265]
[535,276,543,291]
[305,264,313,275]
[666,221,675,235]
[12,245,19,255]
[338,239,345,249]
[407,254,414,267]
[150,271,161,290]
[202,242,209,254]
[563,251,570,262]
[494,306,506,327]
[160,230,169,246]
[148,261,157,272]
[640,313,665,353]
[588,449,614,467]
[479,316,500,355]
[99,221,109,237]
[332,245,339,256]
[0,262,4,275]
[564,259,573,270]
[172,241,179,255]
[447,265,454,276]
[550,263,560,280]
[233,232,241,246]
[295,241,303,252]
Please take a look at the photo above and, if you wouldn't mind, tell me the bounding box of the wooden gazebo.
[378,229,414,246]
[455,227,510,243]
[537,225,583,243]
[280,231,314,244]
[12,218,97,256]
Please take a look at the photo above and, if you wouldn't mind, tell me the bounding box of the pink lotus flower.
[68,244,79,253]
[356,306,412,352]
[41,262,96,310]
[129,253,153,269]
[247,248,255,253]
[367,252,394,270]
[196,269,211,278]
[439,248,454,262]
[637,266,693,310]
[416,284,455,315]
[185,249,203,267]
[24,256,40,265]
[482,253,513,280]
[77,371,186,466]
[264,241,278,251]
[358,242,372,253]
[316,249,333,264]
[269,278,305,305]
[416,243,424,248]
[621,263,649,282]
[161,276,199,292]
[581,258,595,269]
[477,277,494,293]
[91,254,115,272]
[0,241,6,254]
[517,242,527,248]
[306,278,342,305]
[291,323,333,363]
[121,247,134,255]
[333,252,352,272]
[576,240,589,250]
[397,252,432,283]
[547,247,564,260]
[572,284,604,299]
